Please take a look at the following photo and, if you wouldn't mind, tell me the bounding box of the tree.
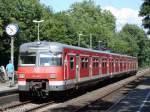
[118,24,150,67]
[139,0,150,34]
[41,11,77,45]
[0,0,53,66]
[0,0,149,68]
[67,0,116,48]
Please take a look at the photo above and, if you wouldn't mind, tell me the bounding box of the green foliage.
[0,18,3,36]
[0,0,149,68]
[118,24,150,67]
[68,1,116,48]
[139,0,150,34]
[0,0,53,65]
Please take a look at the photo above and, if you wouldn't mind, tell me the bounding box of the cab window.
[39,53,62,66]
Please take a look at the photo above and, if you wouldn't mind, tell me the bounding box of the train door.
[124,60,127,71]
[115,59,119,73]
[89,57,92,79]
[109,58,114,75]
[120,59,123,72]
[112,59,115,73]
[102,58,107,75]
[118,58,120,72]
[68,55,76,80]
[80,56,89,78]
[76,55,80,82]
[127,60,129,71]
[109,58,112,74]
[123,59,125,72]
[92,57,99,76]
[64,53,68,80]
[99,57,102,76]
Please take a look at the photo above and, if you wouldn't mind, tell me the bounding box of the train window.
[95,62,99,68]
[39,53,62,66]
[85,62,88,68]
[115,60,118,66]
[93,62,99,68]
[124,61,126,68]
[110,60,114,67]
[70,57,74,69]
[102,58,107,67]
[93,62,95,68]
[20,55,36,66]
[102,62,104,68]
[85,58,88,69]
[92,58,95,61]
[92,57,95,68]
[81,57,88,69]
[92,57,99,68]
[120,62,122,68]
[81,58,84,68]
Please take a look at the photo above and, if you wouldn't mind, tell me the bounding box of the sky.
[40,0,143,31]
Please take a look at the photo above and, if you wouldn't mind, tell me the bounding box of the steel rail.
[25,101,55,112]
[0,93,18,100]
[0,101,30,111]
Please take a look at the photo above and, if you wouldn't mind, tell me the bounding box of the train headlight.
[19,73,25,78]
[50,73,56,79]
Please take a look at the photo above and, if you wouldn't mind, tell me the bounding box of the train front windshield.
[19,53,36,66]
[39,53,62,66]
[19,52,62,66]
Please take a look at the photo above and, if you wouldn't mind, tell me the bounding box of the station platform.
[0,82,18,95]
[108,75,150,112]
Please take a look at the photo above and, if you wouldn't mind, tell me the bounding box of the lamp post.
[78,34,83,47]
[98,41,102,50]
[33,20,44,44]
[5,24,19,85]
[10,37,14,85]
[90,33,92,49]
[148,34,150,39]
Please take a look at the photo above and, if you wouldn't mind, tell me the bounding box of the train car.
[17,41,138,99]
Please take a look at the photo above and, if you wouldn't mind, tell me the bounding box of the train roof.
[20,41,137,59]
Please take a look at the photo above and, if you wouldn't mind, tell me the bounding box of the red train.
[17,41,138,99]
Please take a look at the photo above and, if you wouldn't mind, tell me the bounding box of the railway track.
[0,101,30,112]
[25,101,55,112]
[0,90,17,98]
[0,93,55,112]
[0,69,149,112]
[0,100,55,112]
[0,93,18,100]
[0,93,19,108]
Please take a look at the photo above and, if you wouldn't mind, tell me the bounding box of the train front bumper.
[18,80,67,91]
[18,80,75,91]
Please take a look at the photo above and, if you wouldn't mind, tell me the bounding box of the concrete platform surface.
[108,75,150,112]
[0,82,17,95]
